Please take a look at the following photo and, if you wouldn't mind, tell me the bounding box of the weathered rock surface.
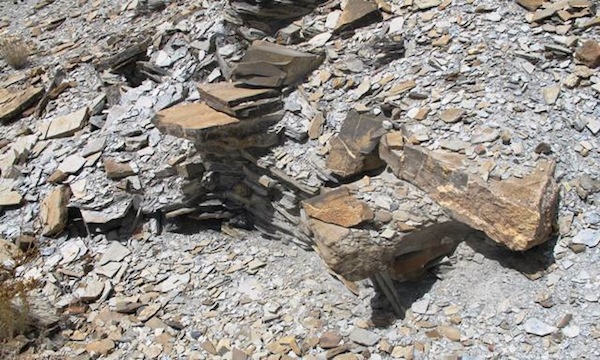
[0,190,22,207]
[302,187,373,227]
[303,176,469,281]
[334,0,381,33]
[233,41,324,87]
[43,107,89,139]
[380,142,559,250]
[576,39,600,68]
[103,158,135,179]
[197,82,281,117]
[326,110,387,178]
[0,86,43,123]
[40,186,71,236]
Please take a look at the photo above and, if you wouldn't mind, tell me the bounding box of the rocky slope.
[0,0,599,359]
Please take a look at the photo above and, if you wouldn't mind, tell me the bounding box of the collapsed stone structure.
[153,33,560,313]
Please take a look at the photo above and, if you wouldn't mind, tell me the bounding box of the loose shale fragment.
[232,41,324,87]
[326,110,387,178]
[41,185,71,236]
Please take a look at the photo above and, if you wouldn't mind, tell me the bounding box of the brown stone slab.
[233,61,287,88]
[154,102,283,148]
[45,107,89,139]
[235,41,324,86]
[103,159,135,180]
[41,185,71,236]
[326,110,387,178]
[197,82,279,114]
[335,0,381,33]
[0,86,44,123]
[516,0,544,11]
[302,187,373,228]
[309,218,388,280]
[0,190,22,207]
[154,102,239,136]
[576,40,600,68]
[380,142,558,250]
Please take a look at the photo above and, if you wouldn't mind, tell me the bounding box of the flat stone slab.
[0,190,22,207]
[233,40,324,87]
[0,86,43,123]
[197,82,280,117]
[155,102,239,136]
[154,102,283,148]
[335,0,381,33]
[302,187,373,227]
[44,107,89,139]
[41,185,71,236]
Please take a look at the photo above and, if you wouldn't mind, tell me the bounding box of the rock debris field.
[0,0,599,359]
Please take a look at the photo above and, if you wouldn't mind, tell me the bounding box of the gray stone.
[471,127,500,144]
[572,229,600,247]
[524,318,557,336]
[349,327,380,346]
[99,241,131,265]
[81,136,107,157]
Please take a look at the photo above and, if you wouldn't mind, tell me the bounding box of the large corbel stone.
[380,139,559,251]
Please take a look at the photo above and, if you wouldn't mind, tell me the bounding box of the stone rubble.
[0,0,599,359]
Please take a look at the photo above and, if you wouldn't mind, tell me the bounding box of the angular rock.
[58,154,86,175]
[0,86,44,123]
[334,0,381,33]
[437,326,461,341]
[0,190,22,207]
[197,82,281,117]
[308,218,386,280]
[153,102,283,148]
[524,318,557,336]
[387,221,470,281]
[381,143,559,250]
[516,0,544,11]
[40,186,71,236]
[439,108,465,123]
[415,0,441,10]
[85,339,115,356]
[319,331,342,349]
[233,41,324,87]
[471,127,500,144]
[80,200,133,231]
[349,328,380,346]
[44,107,89,139]
[99,241,131,265]
[302,187,373,228]
[77,280,105,302]
[305,175,468,281]
[326,110,387,178]
[155,102,239,135]
[576,39,600,68]
[104,158,135,179]
[81,136,106,157]
[572,228,599,247]
[542,85,560,105]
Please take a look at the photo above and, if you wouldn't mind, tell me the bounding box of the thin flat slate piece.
[0,86,44,123]
[234,40,324,86]
[154,102,239,138]
[197,82,279,116]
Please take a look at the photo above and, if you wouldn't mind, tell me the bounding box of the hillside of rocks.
[0,0,599,359]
